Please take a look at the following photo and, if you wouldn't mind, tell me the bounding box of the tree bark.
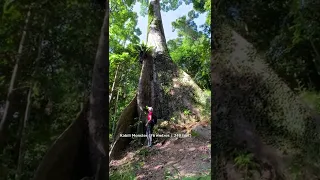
[146,0,207,122]
[88,3,109,179]
[0,6,32,149]
[137,50,153,144]
[15,87,32,180]
[212,25,320,179]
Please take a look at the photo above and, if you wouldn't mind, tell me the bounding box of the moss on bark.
[212,24,320,179]
[145,0,209,123]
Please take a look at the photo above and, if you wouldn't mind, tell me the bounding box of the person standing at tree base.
[145,106,154,147]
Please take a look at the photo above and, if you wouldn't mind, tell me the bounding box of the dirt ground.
[110,123,211,180]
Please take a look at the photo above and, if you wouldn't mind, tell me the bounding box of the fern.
[234,153,259,179]
[234,153,254,169]
[134,42,154,59]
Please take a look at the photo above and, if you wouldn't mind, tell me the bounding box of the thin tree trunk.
[15,87,32,180]
[15,14,46,179]
[111,71,125,140]
[88,2,109,179]
[112,89,120,140]
[0,6,32,148]
[109,37,127,104]
[109,64,120,103]
[13,111,25,163]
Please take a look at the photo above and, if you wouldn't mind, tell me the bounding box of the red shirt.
[148,111,153,122]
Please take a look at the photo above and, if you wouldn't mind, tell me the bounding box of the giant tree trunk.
[0,6,31,149]
[136,48,154,144]
[146,0,207,122]
[137,50,153,133]
[212,24,320,179]
[87,4,109,179]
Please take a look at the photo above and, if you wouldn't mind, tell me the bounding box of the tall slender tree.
[0,6,32,149]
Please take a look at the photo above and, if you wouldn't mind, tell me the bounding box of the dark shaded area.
[212,61,285,179]
[219,0,320,91]
[32,101,92,180]
[91,0,106,9]
[0,90,27,151]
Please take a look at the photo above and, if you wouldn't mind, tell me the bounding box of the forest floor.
[109,121,211,180]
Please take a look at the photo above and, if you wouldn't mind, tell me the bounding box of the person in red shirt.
[145,106,154,147]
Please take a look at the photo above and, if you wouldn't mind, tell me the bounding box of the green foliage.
[109,0,142,134]
[233,153,259,179]
[164,171,211,180]
[133,42,154,57]
[110,0,141,52]
[300,91,320,113]
[190,130,199,137]
[234,153,257,170]
[168,10,210,90]
[219,0,320,91]
[109,164,136,180]
[0,0,104,179]
[164,168,173,179]
[137,147,150,157]
[181,173,211,180]
[183,109,191,115]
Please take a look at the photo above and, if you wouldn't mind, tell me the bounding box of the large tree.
[146,0,207,121]
[110,0,210,160]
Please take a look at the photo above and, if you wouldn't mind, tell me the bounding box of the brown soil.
[110,122,211,180]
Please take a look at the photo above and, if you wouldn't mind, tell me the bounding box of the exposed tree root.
[33,101,92,180]
[109,95,138,161]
